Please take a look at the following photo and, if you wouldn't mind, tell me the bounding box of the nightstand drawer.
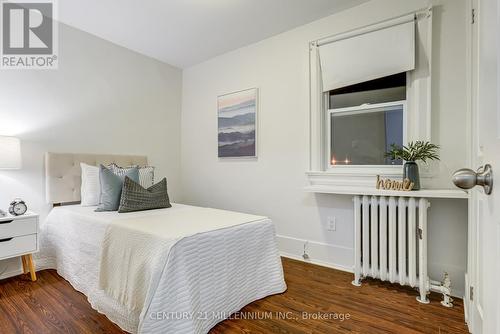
[0,234,36,260]
[0,217,37,239]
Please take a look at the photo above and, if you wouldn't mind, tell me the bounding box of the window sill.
[304,184,469,199]
[306,166,434,193]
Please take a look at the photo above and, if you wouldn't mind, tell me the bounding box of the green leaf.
[385,141,440,163]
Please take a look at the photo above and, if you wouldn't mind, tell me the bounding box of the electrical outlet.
[326,217,336,231]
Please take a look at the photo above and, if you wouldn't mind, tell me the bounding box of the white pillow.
[80,163,101,206]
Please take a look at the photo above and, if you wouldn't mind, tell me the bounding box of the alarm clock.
[9,198,27,216]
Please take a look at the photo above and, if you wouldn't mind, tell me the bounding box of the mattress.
[36,204,287,333]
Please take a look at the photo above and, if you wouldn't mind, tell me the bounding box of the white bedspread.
[36,204,287,334]
[100,206,268,314]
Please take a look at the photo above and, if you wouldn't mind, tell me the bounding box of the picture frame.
[217,88,258,158]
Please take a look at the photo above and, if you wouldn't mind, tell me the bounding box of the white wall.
[181,0,468,295]
[0,23,182,278]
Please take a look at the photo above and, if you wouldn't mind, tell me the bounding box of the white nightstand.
[0,212,39,281]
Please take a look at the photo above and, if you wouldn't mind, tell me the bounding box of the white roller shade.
[319,15,415,92]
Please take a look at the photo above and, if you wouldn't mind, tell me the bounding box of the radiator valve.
[440,272,453,308]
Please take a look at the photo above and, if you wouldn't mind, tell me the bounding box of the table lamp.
[0,136,21,170]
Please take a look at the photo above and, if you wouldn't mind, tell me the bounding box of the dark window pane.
[329,72,406,109]
[330,104,404,166]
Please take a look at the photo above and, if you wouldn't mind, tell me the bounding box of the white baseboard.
[0,257,23,280]
[276,234,354,273]
[280,252,353,273]
[0,268,23,280]
[277,235,465,300]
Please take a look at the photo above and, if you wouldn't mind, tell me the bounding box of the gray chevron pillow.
[118,176,172,213]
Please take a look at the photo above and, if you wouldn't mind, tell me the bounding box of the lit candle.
[331,157,337,165]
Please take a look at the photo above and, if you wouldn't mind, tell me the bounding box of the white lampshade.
[0,136,21,169]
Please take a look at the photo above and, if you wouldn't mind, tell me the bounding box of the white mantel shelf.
[304,185,470,199]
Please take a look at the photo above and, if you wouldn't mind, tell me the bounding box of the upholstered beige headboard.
[45,152,148,205]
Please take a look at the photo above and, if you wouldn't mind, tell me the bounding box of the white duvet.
[36,204,287,333]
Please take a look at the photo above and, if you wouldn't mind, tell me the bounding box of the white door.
[466,0,500,332]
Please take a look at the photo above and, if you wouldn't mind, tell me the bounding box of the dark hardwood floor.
[0,258,468,334]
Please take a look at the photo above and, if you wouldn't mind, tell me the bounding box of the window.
[327,73,406,167]
[307,9,433,188]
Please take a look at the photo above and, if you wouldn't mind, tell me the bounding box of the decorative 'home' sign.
[376,175,414,191]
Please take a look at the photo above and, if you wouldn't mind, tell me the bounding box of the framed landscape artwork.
[217,88,258,158]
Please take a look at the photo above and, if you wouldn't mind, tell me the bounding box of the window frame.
[307,8,433,191]
[326,100,407,170]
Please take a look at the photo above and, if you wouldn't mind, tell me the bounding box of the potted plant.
[385,141,440,190]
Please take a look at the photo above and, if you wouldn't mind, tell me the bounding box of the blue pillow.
[95,164,139,212]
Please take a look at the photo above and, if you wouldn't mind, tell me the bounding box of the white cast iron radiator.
[352,195,453,307]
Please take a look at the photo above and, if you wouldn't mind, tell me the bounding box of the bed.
[36,153,287,333]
